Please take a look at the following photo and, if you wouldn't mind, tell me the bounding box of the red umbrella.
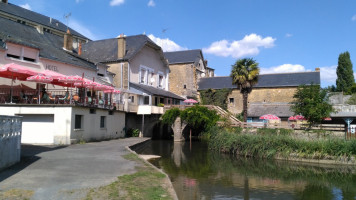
[323,117,332,121]
[0,63,38,103]
[288,116,296,121]
[184,99,198,104]
[27,75,53,104]
[0,63,37,80]
[58,75,84,103]
[295,115,306,120]
[259,114,280,120]
[103,89,120,94]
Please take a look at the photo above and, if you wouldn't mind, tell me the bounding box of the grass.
[206,126,356,160]
[84,153,172,200]
[0,189,34,200]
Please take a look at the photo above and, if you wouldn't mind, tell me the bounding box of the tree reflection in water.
[134,140,356,200]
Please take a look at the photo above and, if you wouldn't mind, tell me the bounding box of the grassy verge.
[205,126,356,160]
[85,153,173,200]
[0,189,34,200]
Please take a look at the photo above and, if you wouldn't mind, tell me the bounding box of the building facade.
[198,70,321,122]
[164,49,213,99]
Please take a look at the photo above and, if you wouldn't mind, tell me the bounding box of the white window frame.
[157,71,165,89]
[139,65,153,85]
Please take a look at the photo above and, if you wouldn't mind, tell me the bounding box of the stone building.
[164,49,213,99]
[198,69,320,122]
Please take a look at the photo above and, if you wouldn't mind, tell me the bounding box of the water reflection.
[134,140,356,200]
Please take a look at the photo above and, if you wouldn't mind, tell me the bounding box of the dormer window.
[159,74,164,88]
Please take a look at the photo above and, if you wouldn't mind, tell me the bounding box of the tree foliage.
[199,88,232,110]
[181,105,220,133]
[161,108,181,125]
[346,93,356,105]
[161,105,220,134]
[291,84,334,127]
[336,51,355,94]
[230,58,260,122]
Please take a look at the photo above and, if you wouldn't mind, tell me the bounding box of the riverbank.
[0,138,177,200]
[205,126,356,165]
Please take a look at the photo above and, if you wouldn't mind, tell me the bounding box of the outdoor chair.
[19,91,30,104]
[49,94,57,104]
[58,92,70,104]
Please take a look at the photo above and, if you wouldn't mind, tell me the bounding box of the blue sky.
[11,0,356,87]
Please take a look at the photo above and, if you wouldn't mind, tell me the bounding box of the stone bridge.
[166,105,241,142]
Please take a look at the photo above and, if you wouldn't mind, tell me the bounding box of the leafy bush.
[126,128,140,137]
[180,105,220,133]
[200,88,232,110]
[161,108,181,125]
[157,103,164,107]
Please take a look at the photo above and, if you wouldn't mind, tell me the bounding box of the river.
[133,140,356,200]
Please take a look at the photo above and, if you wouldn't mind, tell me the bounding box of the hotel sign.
[45,64,59,72]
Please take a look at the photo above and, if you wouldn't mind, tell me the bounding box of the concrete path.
[0,138,150,200]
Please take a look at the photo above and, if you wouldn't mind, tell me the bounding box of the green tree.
[291,84,334,127]
[336,51,355,94]
[180,105,220,134]
[230,58,259,122]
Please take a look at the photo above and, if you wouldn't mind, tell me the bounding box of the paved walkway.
[0,138,150,200]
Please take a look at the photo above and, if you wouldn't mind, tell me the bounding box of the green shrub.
[126,128,140,137]
[161,108,181,125]
[257,128,277,135]
[157,103,164,107]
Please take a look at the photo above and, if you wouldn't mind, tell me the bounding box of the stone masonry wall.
[227,87,297,114]
[169,63,197,98]
[108,62,129,89]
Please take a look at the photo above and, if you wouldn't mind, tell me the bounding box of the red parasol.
[0,63,38,81]
[259,114,280,120]
[184,99,198,104]
[26,75,53,104]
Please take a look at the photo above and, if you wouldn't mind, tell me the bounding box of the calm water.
[134,140,356,200]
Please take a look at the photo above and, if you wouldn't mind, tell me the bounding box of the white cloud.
[20,3,31,10]
[68,19,97,40]
[148,34,187,52]
[352,15,356,21]
[75,0,84,3]
[110,0,125,6]
[319,65,337,86]
[260,64,307,74]
[148,0,155,7]
[285,33,293,38]
[203,34,276,58]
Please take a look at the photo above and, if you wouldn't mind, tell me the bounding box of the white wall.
[0,106,125,145]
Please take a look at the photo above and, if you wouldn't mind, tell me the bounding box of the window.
[229,98,234,104]
[160,98,164,104]
[144,96,149,105]
[140,68,146,84]
[23,57,36,62]
[183,85,186,89]
[129,96,135,103]
[100,116,106,128]
[75,115,83,129]
[159,75,164,88]
[7,54,20,59]
[89,108,96,114]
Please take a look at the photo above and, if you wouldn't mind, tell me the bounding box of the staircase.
[204,105,241,125]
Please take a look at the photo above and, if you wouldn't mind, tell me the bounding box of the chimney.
[78,42,82,56]
[117,34,126,59]
[63,29,73,51]
[1,0,8,4]
[315,67,320,72]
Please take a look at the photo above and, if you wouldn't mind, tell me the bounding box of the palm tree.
[230,58,260,122]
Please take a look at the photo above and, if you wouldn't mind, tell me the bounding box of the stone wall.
[108,62,129,89]
[0,115,22,171]
[227,87,297,114]
[169,63,197,99]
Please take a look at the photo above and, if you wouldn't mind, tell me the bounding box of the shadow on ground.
[0,145,67,183]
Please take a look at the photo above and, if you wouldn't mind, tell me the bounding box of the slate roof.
[0,2,88,39]
[198,71,320,90]
[164,49,203,64]
[248,103,293,117]
[81,35,162,63]
[129,82,184,100]
[0,17,97,70]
